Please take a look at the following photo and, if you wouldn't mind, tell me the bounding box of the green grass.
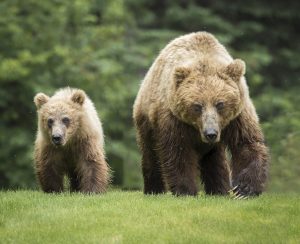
[0,190,299,244]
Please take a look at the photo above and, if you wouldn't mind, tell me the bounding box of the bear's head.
[172,59,245,144]
[34,89,86,146]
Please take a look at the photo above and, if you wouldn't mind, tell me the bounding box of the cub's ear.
[222,59,246,82]
[71,90,85,105]
[34,93,49,109]
[174,67,191,88]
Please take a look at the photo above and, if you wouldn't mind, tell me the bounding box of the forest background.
[1,0,299,193]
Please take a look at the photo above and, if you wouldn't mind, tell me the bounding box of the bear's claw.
[233,193,248,200]
[228,186,249,200]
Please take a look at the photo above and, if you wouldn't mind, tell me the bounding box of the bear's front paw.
[229,162,266,199]
[230,177,261,199]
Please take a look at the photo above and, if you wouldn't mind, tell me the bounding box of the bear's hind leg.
[135,114,165,194]
[69,170,80,192]
[200,144,230,195]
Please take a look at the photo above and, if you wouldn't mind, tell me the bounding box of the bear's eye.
[62,117,70,126]
[216,102,224,111]
[192,104,203,113]
[47,118,54,128]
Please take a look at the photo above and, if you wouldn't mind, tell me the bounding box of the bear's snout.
[204,128,218,143]
[52,134,63,145]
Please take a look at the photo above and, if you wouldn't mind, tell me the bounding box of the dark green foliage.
[0,0,299,192]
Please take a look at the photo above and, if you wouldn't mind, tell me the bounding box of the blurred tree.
[0,0,70,188]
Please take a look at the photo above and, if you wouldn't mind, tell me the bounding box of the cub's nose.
[52,135,62,145]
[204,129,218,142]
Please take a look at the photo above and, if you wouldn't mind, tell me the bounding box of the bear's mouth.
[201,131,220,144]
[53,141,63,146]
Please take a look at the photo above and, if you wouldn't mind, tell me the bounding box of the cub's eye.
[62,117,70,126]
[192,104,203,113]
[216,102,224,111]
[47,118,54,128]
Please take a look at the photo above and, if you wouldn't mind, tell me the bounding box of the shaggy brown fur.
[34,87,110,193]
[133,32,269,197]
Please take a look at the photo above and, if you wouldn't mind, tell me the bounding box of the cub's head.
[34,89,86,146]
[172,59,245,144]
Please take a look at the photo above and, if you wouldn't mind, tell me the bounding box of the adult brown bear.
[133,32,269,198]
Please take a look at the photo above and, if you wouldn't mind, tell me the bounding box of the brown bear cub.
[133,32,269,198]
[34,87,110,193]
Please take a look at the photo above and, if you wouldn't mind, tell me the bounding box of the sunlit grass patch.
[0,190,299,243]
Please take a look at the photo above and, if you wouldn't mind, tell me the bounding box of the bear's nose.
[52,135,62,145]
[204,129,218,142]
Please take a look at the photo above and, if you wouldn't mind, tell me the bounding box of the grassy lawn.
[0,190,299,243]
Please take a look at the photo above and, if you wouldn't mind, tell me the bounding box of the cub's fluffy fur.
[34,87,110,193]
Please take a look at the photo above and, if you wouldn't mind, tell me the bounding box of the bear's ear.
[71,90,85,106]
[223,59,246,82]
[34,93,49,109]
[174,67,191,88]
